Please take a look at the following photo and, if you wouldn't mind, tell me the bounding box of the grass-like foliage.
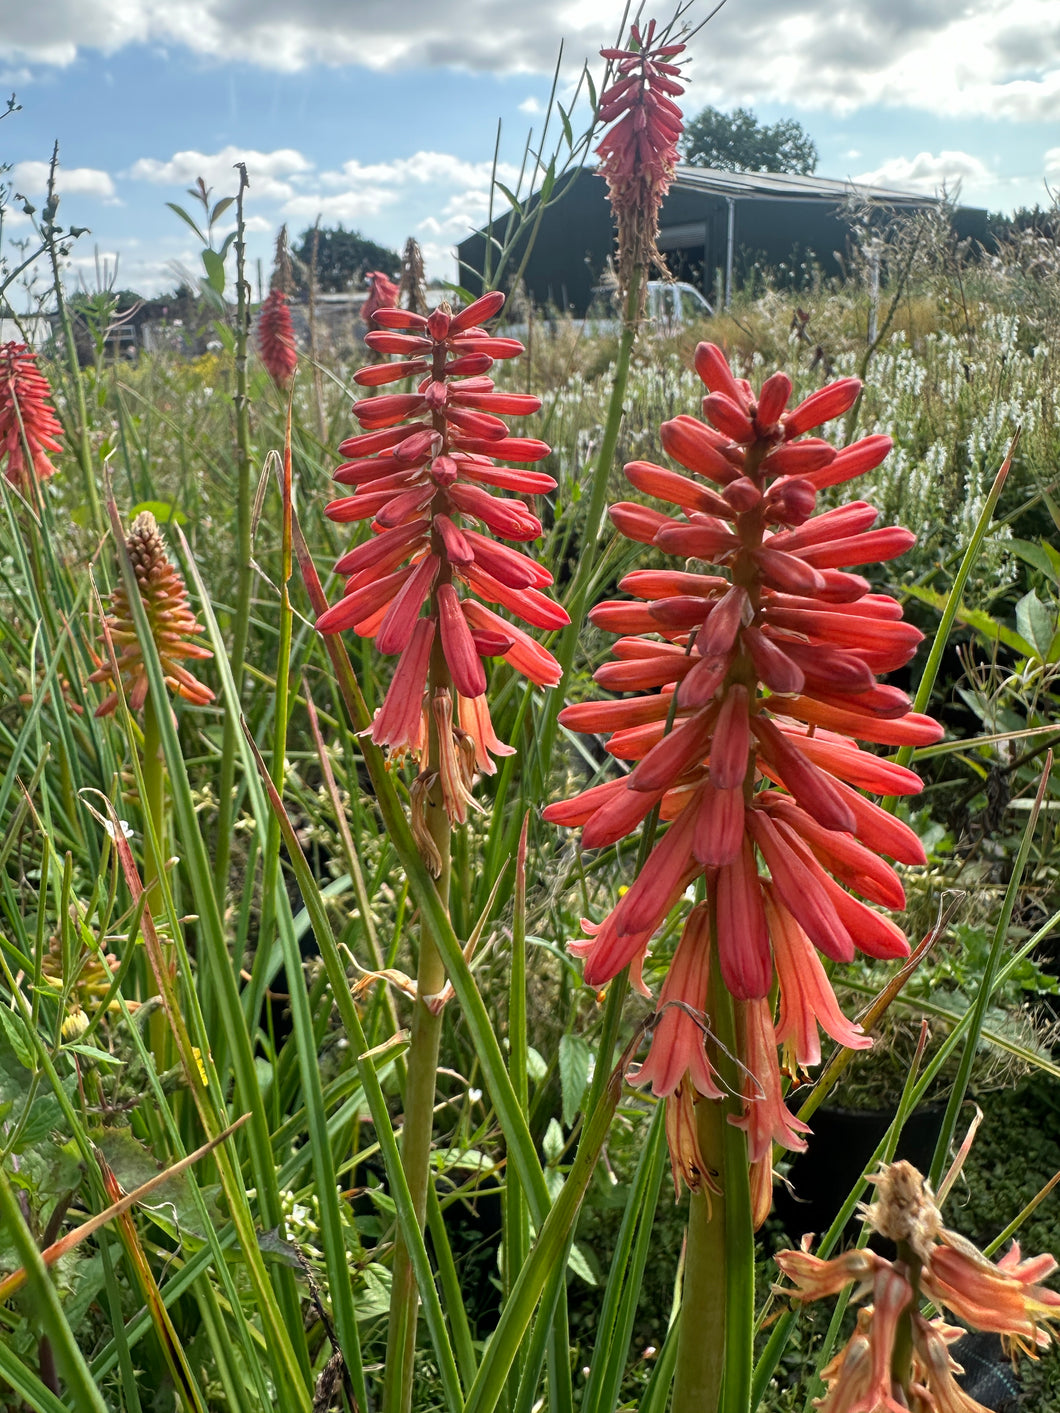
[3,36,1060,1413]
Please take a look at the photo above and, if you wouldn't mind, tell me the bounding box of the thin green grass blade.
[579,1100,666,1413]
[886,431,1017,797]
[0,1171,110,1413]
[242,722,465,1413]
[928,755,1050,1189]
[101,492,313,1408]
[0,1342,71,1413]
[178,523,365,1390]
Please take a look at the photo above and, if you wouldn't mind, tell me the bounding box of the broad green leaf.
[165,201,207,245]
[903,584,1034,656]
[542,1118,564,1164]
[0,1005,34,1069]
[566,1241,596,1285]
[210,196,235,225]
[1008,537,1058,582]
[201,247,226,295]
[558,1033,590,1128]
[1043,542,1060,583]
[1015,589,1054,660]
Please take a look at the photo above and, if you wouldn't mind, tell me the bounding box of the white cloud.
[3,0,1059,125]
[319,152,519,191]
[280,188,400,223]
[125,146,313,204]
[11,159,116,200]
[854,150,994,195]
[279,149,519,237]
[519,96,542,114]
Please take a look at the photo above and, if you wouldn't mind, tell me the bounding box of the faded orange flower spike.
[776,1162,1060,1411]
[89,512,214,717]
[0,341,64,490]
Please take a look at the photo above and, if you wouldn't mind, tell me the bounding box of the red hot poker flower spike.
[89,512,214,717]
[316,292,567,806]
[544,343,941,1203]
[0,342,64,490]
[257,290,298,390]
[596,20,686,293]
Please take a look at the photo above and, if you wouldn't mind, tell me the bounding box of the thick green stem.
[213,168,253,896]
[383,627,453,1413]
[673,1096,728,1413]
[142,693,171,1067]
[535,265,644,786]
[674,957,755,1413]
[504,818,531,1403]
[142,694,166,907]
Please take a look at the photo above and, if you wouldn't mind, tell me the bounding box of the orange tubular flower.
[316,292,567,799]
[543,343,942,1198]
[257,289,298,389]
[0,341,64,490]
[596,20,686,289]
[89,512,214,717]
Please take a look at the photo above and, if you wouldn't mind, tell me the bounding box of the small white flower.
[103,818,135,841]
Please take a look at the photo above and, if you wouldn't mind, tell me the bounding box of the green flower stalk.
[317,290,564,1413]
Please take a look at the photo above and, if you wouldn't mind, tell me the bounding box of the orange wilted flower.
[316,292,566,824]
[0,342,64,490]
[544,344,941,1199]
[596,20,686,290]
[89,512,214,717]
[776,1162,1060,1410]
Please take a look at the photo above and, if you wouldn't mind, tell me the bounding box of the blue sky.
[2,0,1058,298]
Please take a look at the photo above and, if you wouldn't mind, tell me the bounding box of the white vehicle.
[586,279,714,328]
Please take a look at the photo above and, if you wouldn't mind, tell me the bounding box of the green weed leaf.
[201,247,226,296]
[558,1033,590,1128]
[1015,589,1054,660]
[165,202,207,245]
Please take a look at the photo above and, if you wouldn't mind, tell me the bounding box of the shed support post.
[725,197,735,308]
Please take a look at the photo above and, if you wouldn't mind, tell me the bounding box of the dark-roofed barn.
[457,165,988,316]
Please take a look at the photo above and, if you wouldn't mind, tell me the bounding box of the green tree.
[680,106,818,175]
[291,226,400,293]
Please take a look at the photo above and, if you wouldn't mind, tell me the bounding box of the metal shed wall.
[456,168,989,316]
